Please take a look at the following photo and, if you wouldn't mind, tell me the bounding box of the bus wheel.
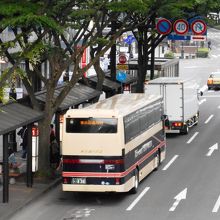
[130,169,139,194]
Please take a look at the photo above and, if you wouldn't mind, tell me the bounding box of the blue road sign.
[124,35,136,45]
[167,34,191,41]
[116,71,127,82]
[156,18,172,35]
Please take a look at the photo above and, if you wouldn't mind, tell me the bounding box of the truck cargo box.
[145,77,199,134]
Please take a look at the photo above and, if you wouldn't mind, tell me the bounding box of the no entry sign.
[119,54,127,64]
[156,18,172,35]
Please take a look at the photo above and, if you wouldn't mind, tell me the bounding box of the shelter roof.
[35,83,101,111]
[0,102,43,135]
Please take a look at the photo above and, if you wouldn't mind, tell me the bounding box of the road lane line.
[198,98,206,105]
[199,85,207,93]
[187,132,199,144]
[212,195,220,213]
[126,186,150,211]
[204,114,214,124]
[162,155,179,171]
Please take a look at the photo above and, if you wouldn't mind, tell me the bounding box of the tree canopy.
[0,0,217,175]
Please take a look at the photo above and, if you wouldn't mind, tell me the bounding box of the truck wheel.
[130,169,139,194]
[181,125,189,135]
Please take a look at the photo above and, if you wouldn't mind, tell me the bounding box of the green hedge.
[196,48,209,58]
[164,51,174,59]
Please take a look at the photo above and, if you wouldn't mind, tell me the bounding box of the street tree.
[0,0,148,175]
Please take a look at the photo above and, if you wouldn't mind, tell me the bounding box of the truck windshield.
[66,118,117,133]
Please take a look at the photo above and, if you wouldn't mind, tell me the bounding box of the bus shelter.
[0,102,44,203]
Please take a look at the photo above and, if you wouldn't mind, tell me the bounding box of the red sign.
[191,19,207,35]
[173,19,189,35]
[119,54,127,64]
[32,126,39,137]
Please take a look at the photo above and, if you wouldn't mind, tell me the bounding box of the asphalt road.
[9,28,220,220]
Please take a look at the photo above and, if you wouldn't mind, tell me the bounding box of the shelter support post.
[26,124,33,187]
[3,133,9,203]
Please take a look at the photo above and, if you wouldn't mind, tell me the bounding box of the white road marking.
[169,188,187,212]
[162,155,179,171]
[206,143,218,157]
[218,105,220,109]
[204,114,214,124]
[199,85,208,93]
[198,98,206,105]
[126,186,150,211]
[187,132,199,144]
[212,195,220,213]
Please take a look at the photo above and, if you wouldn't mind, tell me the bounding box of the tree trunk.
[38,117,51,175]
[94,61,105,91]
[37,89,55,176]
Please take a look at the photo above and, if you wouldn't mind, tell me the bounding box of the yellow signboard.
[117,64,129,70]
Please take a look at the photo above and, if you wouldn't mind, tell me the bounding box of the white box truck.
[145,77,199,134]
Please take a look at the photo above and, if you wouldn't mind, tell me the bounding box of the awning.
[88,76,121,91]
[35,83,101,111]
[0,102,44,135]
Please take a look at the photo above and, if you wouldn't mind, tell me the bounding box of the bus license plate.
[72,177,86,184]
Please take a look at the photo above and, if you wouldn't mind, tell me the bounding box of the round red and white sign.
[173,19,189,35]
[119,54,127,64]
[191,19,207,35]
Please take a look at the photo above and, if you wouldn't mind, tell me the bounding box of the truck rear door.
[164,84,183,122]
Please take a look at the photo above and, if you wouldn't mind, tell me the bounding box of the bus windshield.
[66,118,118,133]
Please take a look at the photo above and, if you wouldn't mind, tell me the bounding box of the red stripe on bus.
[62,141,165,178]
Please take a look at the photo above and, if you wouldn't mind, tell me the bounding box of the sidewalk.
[0,176,61,220]
[0,150,61,220]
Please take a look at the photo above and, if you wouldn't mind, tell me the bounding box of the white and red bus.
[61,93,166,193]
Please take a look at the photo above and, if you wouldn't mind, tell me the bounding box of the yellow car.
[207,72,220,90]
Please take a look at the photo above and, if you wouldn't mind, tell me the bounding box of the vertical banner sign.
[60,115,64,144]
[191,19,207,35]
[173,19,189,35]
[156,18,172,35]
[81,49,87,77]
[32,125,39,172]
